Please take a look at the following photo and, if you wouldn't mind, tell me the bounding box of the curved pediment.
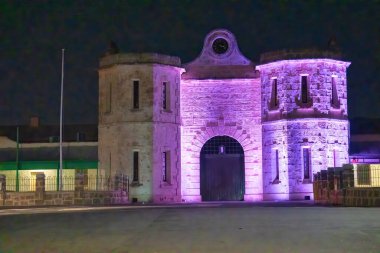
[183,29,257,79]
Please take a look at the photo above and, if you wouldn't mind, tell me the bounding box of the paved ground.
[0,203,380,253]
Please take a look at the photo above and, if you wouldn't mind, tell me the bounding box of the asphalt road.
[0,203,379,253]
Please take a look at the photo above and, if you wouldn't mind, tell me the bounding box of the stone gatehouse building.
[98,29,350,203]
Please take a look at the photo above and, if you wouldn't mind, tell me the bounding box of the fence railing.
[313,164,380,192]
[1,174,129,192]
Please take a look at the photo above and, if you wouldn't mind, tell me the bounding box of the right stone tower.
[257,49,351,200]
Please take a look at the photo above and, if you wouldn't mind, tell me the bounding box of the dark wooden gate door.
[200,136,245,201]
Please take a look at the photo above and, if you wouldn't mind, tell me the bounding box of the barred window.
[357,164,370,185]
[201,136,244,155]
[133,80,139,109]
[162,82,170,110]
[162,151,170,182]
[272,149,279,182]
[333,149,339,167]
[303,148,311,180]
[133,151,139,182]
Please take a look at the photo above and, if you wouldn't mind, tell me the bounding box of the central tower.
[180,29,263,202]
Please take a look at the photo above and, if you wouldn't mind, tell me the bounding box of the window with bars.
[272,149,280,182]
[357,164,370,185]
[162,82,170,111]
[162,151,170,182]
[133,151,139,182]
[333,149,339,167]
[201,136,244,155]
[132,80,139,109]
[303,148,311,180]
[275,149,279,181]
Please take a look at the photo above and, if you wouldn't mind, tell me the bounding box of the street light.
[59,48,65,191]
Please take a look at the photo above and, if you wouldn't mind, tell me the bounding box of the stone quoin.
[98,29,350,203]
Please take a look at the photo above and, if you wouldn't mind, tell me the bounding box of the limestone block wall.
[98,54,183,203]
[262,121,290,200]
[180,78,263,202]
[99,64,155,125]
[99,63,156,202]
[263,119,349,200]
[258,59,350,120]
[151,65,182,202]
[98,123,152,202]
[258,57,350,200]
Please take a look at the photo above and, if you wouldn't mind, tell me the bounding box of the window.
[301,75,308,103]
[269,77,278,110]
[331,76,339,108]
[272,149,280,182]
[273,78,278,106]
[357,164,370,185]
[133,80,139,109]
[162,151,170,182]
[105,82,112,113]
[303,148,311,180]
[133,151,139,182]
[333,149,339,167]
[162,82,170,110]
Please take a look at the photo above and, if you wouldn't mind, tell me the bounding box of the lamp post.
[16,126,19,192]
[59,48,65,191]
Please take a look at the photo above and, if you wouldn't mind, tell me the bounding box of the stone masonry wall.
[263,119,349,200]
[259,58,350,200]
[99,61,183,203]
[0,174,128,206]
[98,64,155,202]
[258,59,350,121]
[180,78,262,201]
[152,65,182,202]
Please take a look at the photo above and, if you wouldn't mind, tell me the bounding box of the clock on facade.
[212,38,229,54]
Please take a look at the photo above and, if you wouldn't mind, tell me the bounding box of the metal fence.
[3,174,129,192]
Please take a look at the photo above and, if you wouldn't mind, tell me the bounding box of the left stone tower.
[98,53,183,202]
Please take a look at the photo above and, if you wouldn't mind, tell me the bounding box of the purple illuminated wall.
[180,29,263,202]
[180,79,263,202]
[257,58,350,200]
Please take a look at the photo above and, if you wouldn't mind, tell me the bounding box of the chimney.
[30,116,39,128]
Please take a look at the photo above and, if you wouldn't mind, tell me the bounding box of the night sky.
[0,0,379,125]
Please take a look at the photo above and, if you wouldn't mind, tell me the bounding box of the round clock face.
[212,38,229,54]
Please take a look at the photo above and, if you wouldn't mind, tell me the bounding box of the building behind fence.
[313,164,380,206]
[0,173,129,206]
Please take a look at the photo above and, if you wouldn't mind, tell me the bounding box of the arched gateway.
[200,136,245,201]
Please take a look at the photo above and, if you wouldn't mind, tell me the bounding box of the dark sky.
[0,0,379,125]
